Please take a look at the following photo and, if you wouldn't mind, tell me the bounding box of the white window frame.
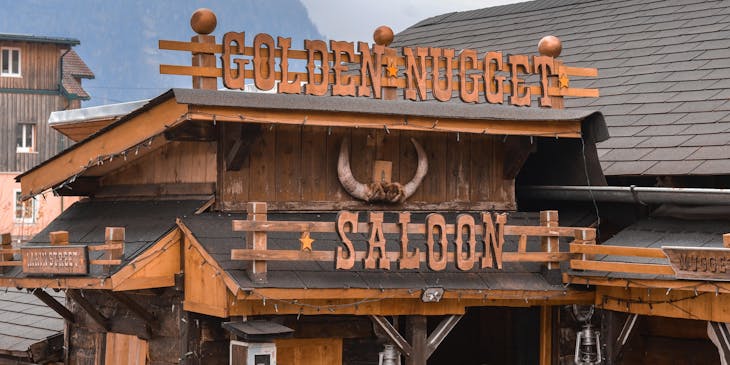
[1,47,21,77]
[14,189,37,224]
[16,123,35,153]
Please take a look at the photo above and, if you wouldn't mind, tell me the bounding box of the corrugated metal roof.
[393,0,730,176]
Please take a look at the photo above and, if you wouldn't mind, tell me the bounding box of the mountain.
[0,0,322,106]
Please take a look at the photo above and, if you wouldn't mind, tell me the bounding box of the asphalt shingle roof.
[394,0,730,176]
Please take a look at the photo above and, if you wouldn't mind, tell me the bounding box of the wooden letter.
[426,213,448,271]
[253,33,276,91]
[459,49,480,103]
[398,212,419,270]
[336,211,358,270]
[364,212,390,270]
[357,42,384,98]
[221,32,248,90]
[508,54,531,106]
[454,214,477,271]
[278,37,303,94]
[305,40,330,96]
[533,55,555,108]
[403,47,428,101]
[481,213,506,269]
[331,40,356,96]
[430,47,454,102]
[483,51,505,104]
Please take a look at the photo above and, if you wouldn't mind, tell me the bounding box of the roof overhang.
[17,88,607,198]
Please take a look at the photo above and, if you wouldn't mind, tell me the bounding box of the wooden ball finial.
[373,26,394,46]
[538,35,562,58]
[191,8,217,35]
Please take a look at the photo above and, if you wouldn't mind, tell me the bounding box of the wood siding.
[0,92,72,172]
[0,41,74,173]
[0,41,62,90]
[218,124,515,211]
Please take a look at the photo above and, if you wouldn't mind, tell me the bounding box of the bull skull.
[338,137,428,203]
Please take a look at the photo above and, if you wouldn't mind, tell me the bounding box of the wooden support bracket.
[67,289,109,331]
[244,202,267,283]
[29,288,75,323]
[107,291,156,325]
[708,321,730,364]
[614,313,639,362]
[503,136,536,180]
[370,315,412,357]
[371,315,462,365]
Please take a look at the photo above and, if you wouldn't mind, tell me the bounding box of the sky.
[300,0,530,42]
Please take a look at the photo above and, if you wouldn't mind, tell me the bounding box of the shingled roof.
[61,49,94,100]
[394,0,730,176]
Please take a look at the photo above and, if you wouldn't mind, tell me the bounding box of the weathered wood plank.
[570,244,667,258]
[570,260,676,275]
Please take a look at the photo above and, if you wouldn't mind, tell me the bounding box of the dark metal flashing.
[0,33,80,46]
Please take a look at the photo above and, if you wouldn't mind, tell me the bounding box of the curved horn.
[337,137,371,201]
[402,138,428,200]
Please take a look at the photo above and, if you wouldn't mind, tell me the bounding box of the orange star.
[386,61,398,78]
[559,73,570,88]
[299,231,314,251]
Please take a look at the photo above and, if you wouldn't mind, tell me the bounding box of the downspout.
[521,185,730,206]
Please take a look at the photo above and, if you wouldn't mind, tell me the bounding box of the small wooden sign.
[662,246,730,281]
[21,245,89,275]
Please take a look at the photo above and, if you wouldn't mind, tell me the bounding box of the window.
[1,47,21,76]
[14,190,36,224]
[16,124,35,153]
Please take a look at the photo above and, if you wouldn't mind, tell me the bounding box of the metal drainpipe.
[520,185,730,206]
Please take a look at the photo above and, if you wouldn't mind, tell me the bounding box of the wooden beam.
[370,315,412,357]
[565,275,730,294]
[425,315,462,358]
[406,316,427,365]
[570,244,667,258]
[67,289,109,331]
[107,291,156,325]
[0,277,112,289]
[539,306,552,365]
[29,288,75,323]
[709,321,730,364]
[614,313,639,362]
[225,124,261,171]
[19,98,188,197]
[503,136,535,180]
[188,107,584,139]
[91,182,215,199]
[571,259,676,276]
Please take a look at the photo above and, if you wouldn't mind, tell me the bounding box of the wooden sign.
[21,245,89,275]
[662,246,730,281]
[160,32,599,107]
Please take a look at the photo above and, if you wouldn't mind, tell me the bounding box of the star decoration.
[386,61,398,78]
[299,231,314,251]
[558,73,570,88]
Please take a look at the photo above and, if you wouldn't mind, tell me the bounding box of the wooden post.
[723,234,730,248]
[103,227,125,275]
[373,26,398,100]
[406,316,427,365]
[49,231,69,246]
[540,211,559,270]
[189,9,218,90]
[575,228,597,261]
[1,233,12,262]
[246,202,268,283]
[539,306,552,365]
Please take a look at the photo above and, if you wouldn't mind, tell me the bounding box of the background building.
[0,34,93,241]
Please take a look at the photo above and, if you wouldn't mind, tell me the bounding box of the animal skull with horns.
[337,137,428,203]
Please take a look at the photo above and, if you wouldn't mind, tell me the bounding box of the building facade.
[0,34,93,241]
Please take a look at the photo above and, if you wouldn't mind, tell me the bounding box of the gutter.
[520,185,730,206]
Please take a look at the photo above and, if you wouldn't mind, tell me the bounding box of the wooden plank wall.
[0,41,74,173]
[0,93,72,172]
[218,124,515,211]
[100,141,217,186]
[0,41,62,90]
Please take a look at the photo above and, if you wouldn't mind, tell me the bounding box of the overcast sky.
[300,0,530,42]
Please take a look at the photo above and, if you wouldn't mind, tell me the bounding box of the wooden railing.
[0,229,125,274]
[229,202,596,283]
[569,244,675,276]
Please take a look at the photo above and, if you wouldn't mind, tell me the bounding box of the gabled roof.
[17,88,606,198]
[394,0,730,176]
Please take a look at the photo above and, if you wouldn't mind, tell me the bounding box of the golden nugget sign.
[219,32,558,107]
[160,29,599,107]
